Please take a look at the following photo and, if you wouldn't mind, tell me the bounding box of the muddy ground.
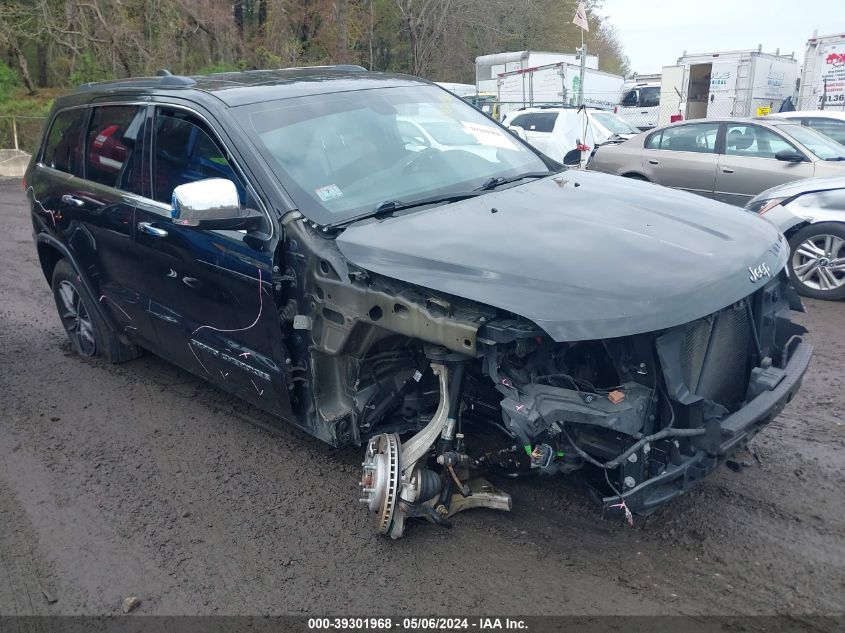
[0,178,843,617]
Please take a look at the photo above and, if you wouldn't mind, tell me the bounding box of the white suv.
[503,107,639,164]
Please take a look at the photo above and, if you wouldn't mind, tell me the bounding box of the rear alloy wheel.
[788,223,845,301]
[53,268,100,357]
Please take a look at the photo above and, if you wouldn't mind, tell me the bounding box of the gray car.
[746,176,845,300]
[589,118,845,206]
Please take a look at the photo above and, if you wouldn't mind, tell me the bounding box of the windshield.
[774,123,845,160]
[233,85,549,224]
[591,112,639,135]
[418,121,480,146]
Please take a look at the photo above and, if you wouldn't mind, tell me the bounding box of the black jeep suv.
[26,67,811,538]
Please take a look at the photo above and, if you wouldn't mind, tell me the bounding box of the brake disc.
[359,433,401,535]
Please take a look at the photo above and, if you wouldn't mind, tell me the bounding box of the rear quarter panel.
[588,143,645,177]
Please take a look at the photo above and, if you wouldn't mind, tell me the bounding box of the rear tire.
[51,259,142,362]
[622,173,649,181]
[787,223,845,301]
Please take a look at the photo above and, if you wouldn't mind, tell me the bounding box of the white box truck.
[798,32,845,110]
[657,49,799,126]
[475,51,598,95]
[495,62,624,120]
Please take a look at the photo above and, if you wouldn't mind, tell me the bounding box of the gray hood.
[337,171,788,341]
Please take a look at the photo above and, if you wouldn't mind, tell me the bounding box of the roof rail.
[75,74,196,92]
[268,64,367,72]
[330,64,367,72]
[517,104,582,111]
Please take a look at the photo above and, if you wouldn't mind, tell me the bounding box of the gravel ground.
[1,178,843,617]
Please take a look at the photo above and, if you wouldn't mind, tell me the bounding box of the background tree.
[0,0,629,91]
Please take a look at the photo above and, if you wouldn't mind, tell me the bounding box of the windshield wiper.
[476,171,552,191]
[824,156,845,161]
[362,191,484,219]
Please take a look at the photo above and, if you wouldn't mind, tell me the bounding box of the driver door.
[132,105,292,415]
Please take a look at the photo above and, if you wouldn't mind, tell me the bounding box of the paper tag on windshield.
[460,122,519,150]
[315,184,343,202]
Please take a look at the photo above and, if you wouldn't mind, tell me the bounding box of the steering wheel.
[400,147,441,175]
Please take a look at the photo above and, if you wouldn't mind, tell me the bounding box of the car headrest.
[728,129,755,150]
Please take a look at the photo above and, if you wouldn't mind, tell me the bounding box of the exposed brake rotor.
[359,433,401,535]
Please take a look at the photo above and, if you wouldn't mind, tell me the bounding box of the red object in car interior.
[88,125,128,174]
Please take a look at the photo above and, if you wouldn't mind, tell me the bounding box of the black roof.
[70,66,430,108]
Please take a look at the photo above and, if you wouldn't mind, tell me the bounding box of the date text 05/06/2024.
[307,617,529,630]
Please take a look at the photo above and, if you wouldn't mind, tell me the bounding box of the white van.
[616,82,661,130]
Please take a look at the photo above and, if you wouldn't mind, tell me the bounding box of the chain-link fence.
[0,116,48,154]
[795,94,845,111]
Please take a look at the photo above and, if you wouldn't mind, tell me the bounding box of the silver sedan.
[746,177,845,300]
[588,118,845,206]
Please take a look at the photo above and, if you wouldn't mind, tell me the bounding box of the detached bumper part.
[602,341,813,517]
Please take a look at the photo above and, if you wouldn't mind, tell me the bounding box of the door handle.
[648,159,659,165]
[721,167,735,174]
[138,222,168,238]
[61,194,85,207]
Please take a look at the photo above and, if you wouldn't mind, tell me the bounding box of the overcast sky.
[597,0,844,75]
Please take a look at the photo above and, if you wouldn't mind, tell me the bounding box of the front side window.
[725,124,797,159]
[621,90,638,107]
[85,105,145,192]
[151,109,253,207]
[773,122,845,160]
[805,117,845,145]
[233,85,549,225]
[657,122,720,153]
[639,87,660,108]
[42,108,87,176]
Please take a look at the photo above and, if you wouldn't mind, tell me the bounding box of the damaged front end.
[350,271,810,537]
[280,209,811,538]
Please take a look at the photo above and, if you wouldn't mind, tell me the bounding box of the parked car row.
[588,117,845,205]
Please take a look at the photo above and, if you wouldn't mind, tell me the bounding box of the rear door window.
[531,113,558,133]
[41,108,88,176]
[85,105,146,193]
[656,122,720,153]
[725,124,797,159]
[644,130,662,149]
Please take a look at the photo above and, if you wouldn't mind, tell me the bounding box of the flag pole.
[578,26,586,106]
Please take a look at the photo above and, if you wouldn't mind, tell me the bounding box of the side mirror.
[775,149,806,163]
[172,178,263,231]
[562,148,582,166]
